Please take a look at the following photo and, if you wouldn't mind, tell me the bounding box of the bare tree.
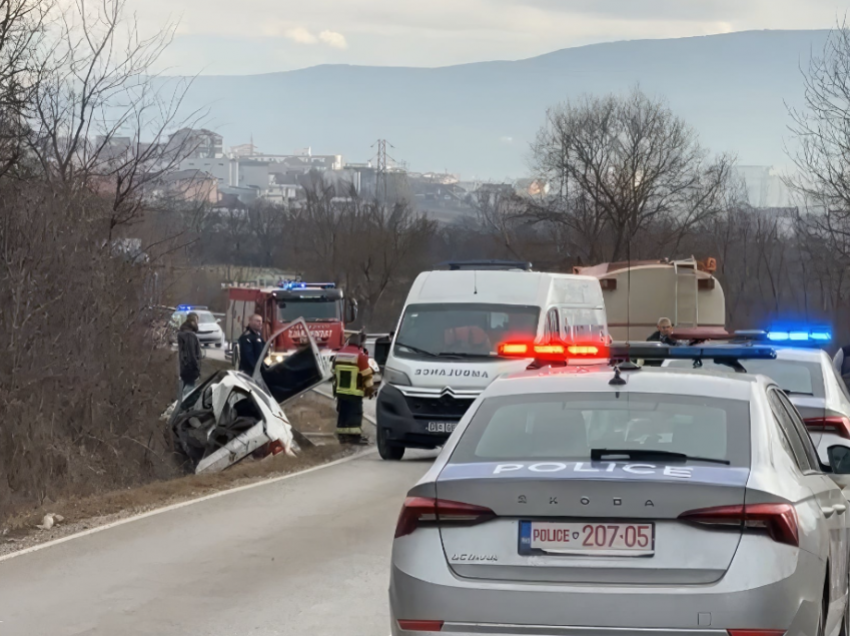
[0,0,51,178]
[26,0,205,236]
[788,19,850,215]
[286,177,437,329]
[531,87,733,261]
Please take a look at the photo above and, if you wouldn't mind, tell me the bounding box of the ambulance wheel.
[377,427,404,461]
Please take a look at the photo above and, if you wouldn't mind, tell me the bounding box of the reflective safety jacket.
[333,344,374,398]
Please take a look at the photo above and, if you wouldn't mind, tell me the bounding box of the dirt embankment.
[0,387,352,557]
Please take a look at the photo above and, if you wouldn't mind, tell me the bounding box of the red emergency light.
[497,340,610,362]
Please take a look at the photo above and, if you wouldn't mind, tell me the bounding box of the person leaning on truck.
[333,331,375,445]
[647,317,679,346]
[237,314,266,375]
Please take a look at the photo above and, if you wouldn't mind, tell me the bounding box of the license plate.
[519,521,655,556]
[426,421,456,434]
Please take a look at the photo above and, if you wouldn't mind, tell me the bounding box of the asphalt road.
[0,447,436,636]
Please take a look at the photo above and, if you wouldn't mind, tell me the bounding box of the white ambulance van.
[373,261,608,460]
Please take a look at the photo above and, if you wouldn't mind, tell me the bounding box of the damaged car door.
[170,319,332,474]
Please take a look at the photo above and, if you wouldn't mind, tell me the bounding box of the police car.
[660,328,850,480]
[389,341,850,636]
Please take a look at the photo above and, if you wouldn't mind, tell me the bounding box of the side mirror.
[374,336,391,369]
[828,445,850,475]
[344,299,359,324]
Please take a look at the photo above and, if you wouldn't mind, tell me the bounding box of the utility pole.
[372,139,395,204]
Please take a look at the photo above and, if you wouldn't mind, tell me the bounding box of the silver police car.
[663,332,850,476]
[389,346,850,636]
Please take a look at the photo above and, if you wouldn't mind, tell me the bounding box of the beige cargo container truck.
[573,257,726,342]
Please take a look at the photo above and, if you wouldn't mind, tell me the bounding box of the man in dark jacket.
[238,314,266,375]
[177,312,202,400]
[647,317,678,346]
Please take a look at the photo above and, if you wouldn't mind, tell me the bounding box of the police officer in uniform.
[237,314,266,375]
[333,331,374,445]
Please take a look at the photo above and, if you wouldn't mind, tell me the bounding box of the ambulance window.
[545,308,559,338]
[560,307,607,340]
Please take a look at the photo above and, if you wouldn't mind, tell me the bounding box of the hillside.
[174,29,831,178]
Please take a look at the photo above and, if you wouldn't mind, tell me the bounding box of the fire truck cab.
[226,282,358,361]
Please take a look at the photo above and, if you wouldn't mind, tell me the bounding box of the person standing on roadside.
[238,314,266,375]
[177,312,202,400]
[332,331,375,445]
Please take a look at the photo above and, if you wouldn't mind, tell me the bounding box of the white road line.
[0,447,376,564]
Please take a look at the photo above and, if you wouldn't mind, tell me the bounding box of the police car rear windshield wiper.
[395,341,438,357]
[783,389,814,396]
[590,448,731,466]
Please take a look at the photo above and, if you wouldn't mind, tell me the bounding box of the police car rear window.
[450,392,750,467]
[665,359,823,397]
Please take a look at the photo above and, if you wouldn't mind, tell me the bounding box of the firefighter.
[333,331,374,445]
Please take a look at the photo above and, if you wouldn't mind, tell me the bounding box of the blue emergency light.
[734,327,832,346]
[176,305,207,312]
[279,281,336,291]
[610,343,777,362]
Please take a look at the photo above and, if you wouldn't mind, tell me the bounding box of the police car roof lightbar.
[609,343,778,362]
[280,281,336,290]
[497,340,610,362]
[733,328,832,345]
[176,305,207,311]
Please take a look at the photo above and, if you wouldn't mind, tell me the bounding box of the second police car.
[662,328,850,484]
[389,339,850,636]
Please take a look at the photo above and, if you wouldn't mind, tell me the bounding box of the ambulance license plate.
[519,521,655,556]
[426,421,456,434]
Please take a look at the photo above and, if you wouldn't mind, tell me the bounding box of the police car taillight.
[804,416,850,440]
[679,503,798,546]
[397,620,444,632]
[497,340,609,362]
[394,497,495,538]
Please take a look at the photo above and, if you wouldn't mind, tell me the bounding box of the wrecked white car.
[169,320,332,474]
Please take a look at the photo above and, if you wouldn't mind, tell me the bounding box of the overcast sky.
[131,0,848,75]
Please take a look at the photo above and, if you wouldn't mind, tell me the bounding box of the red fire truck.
[225,282,358,360]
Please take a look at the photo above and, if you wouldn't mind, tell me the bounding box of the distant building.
[168,128,223,159]
[514,178,550,197]
[476,182,515,205]
[178,157,234,185]
[219,185,260,206]
[229,142,258,158]
[150,169,219,203]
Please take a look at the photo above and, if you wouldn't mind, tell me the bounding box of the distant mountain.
[172,30,831,179]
